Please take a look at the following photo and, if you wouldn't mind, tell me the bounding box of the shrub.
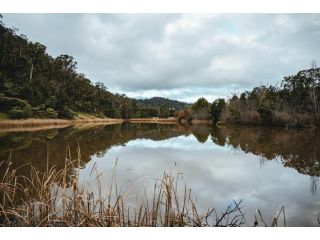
[216,120,226,127]
[211,99,226,123]
[158,104,170,118]
[192,97,210,112]
[0,112,9,119]
[177,108,193,123]
[44,96,57,109]
[228,104,240,121]
[46,108,58,119]
[0,96,31,112]
[96,112,105,118]
[31,104,47,118]
[240,111,261,125]
[5,96,32,119]
[257,107,273,125]
[193,108,210,120]
[58,106,76,119]
[8,107,31,119]
[134,111,141,118]
[169,108,175,117]
[191,98,210,120]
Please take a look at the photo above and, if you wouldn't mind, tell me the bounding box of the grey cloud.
[2,14,320,102]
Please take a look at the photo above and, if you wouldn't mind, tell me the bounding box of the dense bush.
[44,96,58,109]
[191,98,210,120]
[0,96,31,112]
[257,107,273,125]
[46,108,58,118]
[8,107,31,119]
[211,99,226,123]
[31,104,46,118]
[58,106,76,119]
[228,104,240,121]
[176,108,193,123]
[158,104,170,118]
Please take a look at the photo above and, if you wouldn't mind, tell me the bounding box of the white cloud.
[208,55,247,72]
[2,13,320,102]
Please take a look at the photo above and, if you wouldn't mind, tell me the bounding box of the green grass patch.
[0,112,9,120]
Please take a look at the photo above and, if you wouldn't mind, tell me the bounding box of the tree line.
[178,61,320,128]
[0,15,183,120]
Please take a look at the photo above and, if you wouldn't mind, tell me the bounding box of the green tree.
[192,97,209,112]
[211,98,226,123]
[158,104,170,118]
[191,97,210,120]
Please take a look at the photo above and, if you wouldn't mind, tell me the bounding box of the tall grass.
[0,148,288,227]
[128,118,177,124]
[0,118,124,130]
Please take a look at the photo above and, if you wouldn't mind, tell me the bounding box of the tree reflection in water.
[1,123,320,193]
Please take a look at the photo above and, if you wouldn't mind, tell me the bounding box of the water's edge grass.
[0,118,212,133]
[0,148,293,227]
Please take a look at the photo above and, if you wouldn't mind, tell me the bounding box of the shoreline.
[0,117,212,131]
[128,117,177,124]
[0,118,124,129]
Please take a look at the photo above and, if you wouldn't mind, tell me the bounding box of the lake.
[1,123,320,226]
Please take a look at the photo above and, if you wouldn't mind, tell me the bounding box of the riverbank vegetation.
[177,63,320,128]
[0,157,239,227]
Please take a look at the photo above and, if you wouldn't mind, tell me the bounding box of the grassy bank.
[128,117,212,125]
[0,118,125,129]
[0,152,289,227]
[0,117,213,131]
[191,119,212,125]
[128,117,177,124]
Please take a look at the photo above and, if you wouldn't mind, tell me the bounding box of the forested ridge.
[1,14,320,128]
[0,15,185,120]
[136,97,189,110]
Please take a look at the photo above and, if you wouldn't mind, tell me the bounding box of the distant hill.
[136,97,189,110]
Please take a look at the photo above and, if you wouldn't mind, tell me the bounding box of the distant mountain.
[136,97,189,110]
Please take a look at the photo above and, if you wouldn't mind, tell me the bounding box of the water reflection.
[1,123,320,226]
[1,124,320,190]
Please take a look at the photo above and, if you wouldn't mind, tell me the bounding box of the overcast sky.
[2,14,320,103]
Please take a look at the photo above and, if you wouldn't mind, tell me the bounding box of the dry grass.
[0,124,71,133]
[0,148,289,227]
[239,111,261,125]
[0,117,210,131]
[190,119,212,125]
[272,111,316,128]
[128,117,212,125]
[0,118,124,130]
[128,118,177,124]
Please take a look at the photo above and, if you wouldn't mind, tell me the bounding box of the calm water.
[1,123,320,226]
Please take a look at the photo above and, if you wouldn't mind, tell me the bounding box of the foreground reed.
[0,150,288,227]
